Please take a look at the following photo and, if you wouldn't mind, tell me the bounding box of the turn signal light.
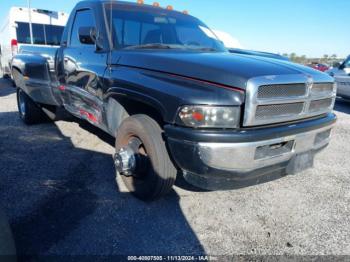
[178,106,241,128]
[191,111,205,122]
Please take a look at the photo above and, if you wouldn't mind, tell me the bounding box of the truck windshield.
[16,22,64,46]
[104,4,227,52]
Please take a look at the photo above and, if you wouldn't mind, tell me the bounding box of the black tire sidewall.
[16,88,46,125]
[116,115,176,200]
[17,89,26,121]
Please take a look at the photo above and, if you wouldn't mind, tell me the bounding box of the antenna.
[109,0,113,69]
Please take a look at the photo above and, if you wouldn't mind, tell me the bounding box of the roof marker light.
[183,10,189,15]
[166,5,173,10]
[153,2,160,7]
[137,0,144,5]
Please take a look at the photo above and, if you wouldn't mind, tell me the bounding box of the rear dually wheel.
[16,88,48,125]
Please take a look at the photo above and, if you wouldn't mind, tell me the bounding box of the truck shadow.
[0,112,205,258]
[0,207,16,261]
[335,99,350,114]
[0,79,16,97]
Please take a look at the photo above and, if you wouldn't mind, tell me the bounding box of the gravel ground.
[0,78,349,258]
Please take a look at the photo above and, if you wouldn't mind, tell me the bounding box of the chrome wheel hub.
[114,147,136,177]
[114,137,148,177]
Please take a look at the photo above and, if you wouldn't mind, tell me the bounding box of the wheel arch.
[11,65,22,74]
[105,91,168,136]
[11,66,25,89]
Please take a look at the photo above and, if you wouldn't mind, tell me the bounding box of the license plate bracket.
[286,152,314,175]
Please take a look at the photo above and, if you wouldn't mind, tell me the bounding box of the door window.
[32,24,45,45]
[16,22,64,45]
[16,22,30,44]
[70,9,95,47]
[46,25,65,46]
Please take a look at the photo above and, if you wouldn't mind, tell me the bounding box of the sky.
[0,0,348,58]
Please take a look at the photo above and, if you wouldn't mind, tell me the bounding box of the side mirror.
[78,26,97,45]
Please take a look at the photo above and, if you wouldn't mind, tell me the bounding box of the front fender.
[105,88,168,122]
[104,66,245,124]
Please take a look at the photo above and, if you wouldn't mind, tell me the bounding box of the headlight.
[177,106,240,128]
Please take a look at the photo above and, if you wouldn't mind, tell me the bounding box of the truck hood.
[113,50,332,89]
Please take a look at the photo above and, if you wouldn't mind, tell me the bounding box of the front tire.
[16,88,47,125]
[115,115,177,201]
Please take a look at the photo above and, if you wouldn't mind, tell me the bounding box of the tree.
[289,53,297,62]
[322,54,329,63]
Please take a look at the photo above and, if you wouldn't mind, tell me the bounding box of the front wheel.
[114,115,177,201]
[16,88,47,125]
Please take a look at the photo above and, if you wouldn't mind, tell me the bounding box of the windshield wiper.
[192,47,217,52]
[124,43,218,52]
[124,43,175,50]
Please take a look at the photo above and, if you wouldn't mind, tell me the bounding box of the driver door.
[62,8,107,125]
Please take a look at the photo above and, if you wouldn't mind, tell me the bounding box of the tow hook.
[114,147,136,177]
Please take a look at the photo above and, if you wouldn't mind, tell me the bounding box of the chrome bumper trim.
[198,124,335,172]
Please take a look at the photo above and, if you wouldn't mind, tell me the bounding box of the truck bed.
[11,45,60,106]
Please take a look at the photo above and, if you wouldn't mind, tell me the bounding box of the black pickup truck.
[11,0,337,200]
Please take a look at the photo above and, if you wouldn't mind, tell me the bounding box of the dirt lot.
[0,78,349,257]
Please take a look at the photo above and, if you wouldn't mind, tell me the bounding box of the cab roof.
[75,0,190,17]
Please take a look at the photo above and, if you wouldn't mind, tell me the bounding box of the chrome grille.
[309,98,333,113]
[311,83,334,95]
[244,75,336,127]
[258,84,306,99]
[256,103,304,120]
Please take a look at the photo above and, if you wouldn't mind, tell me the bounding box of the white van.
[0,7,68,77]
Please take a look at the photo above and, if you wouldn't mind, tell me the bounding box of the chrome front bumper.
[197,124,334,173]
[166,113,336,190]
